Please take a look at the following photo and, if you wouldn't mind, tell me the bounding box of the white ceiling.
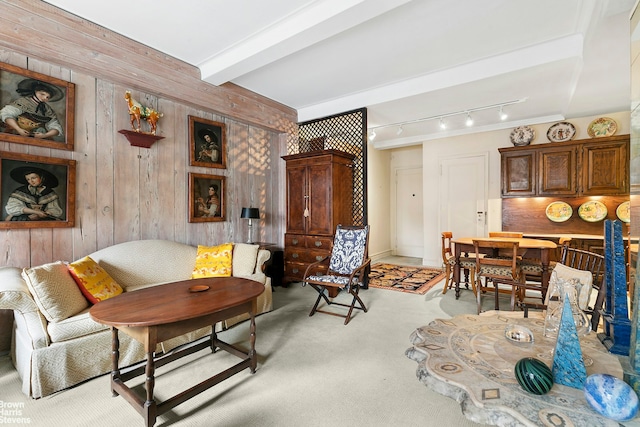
[45,0,635,147]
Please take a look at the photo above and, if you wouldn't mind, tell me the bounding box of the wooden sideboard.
[282,150,354,284]
[499,134,629,198]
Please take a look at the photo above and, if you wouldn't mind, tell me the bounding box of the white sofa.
[0,239,272,398]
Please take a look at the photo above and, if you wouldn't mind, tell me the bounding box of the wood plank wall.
[0,2,297,352]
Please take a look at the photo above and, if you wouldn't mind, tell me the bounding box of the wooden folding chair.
[302,225,370,325]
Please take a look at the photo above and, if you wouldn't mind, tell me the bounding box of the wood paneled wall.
[0,1,297,268]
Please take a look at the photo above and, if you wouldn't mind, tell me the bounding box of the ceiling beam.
[199,0,411,85]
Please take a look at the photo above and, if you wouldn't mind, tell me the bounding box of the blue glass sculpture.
[584,374,639,421]
[552,296,587,388]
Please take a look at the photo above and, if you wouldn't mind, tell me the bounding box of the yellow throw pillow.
[68,256,123,304]
[192,243,233,278]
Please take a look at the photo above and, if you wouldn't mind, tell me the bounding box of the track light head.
[439,117,446,130]
[499,105,508,121]
[465,112,474,127]
[369,129,376,140]
[396,125,403,136]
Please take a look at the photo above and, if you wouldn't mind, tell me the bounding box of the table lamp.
[241,207,260,243]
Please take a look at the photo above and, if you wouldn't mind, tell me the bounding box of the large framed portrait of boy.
[188,172,226,223]
[189,116,226,169]
[0,62,75,150]
[0,151,76,229]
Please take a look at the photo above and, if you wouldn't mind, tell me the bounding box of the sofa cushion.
[47,307,109,343]
[192,243,233,278]
[68,256,123,304]
[233,243,259,276]
[21,261,89,323]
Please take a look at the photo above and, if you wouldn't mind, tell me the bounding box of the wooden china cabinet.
[281,150,355,284]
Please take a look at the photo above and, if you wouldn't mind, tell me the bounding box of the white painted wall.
[367,111,630,267]
[366,141,391,259]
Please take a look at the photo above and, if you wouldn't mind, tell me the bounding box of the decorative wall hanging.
[509,125,535,146]
[188,172,225,222]
[0,151,75,228]
[587,117,617,138]
[189,116,226,169]
[546,121,576,142]
[0,61,75,150]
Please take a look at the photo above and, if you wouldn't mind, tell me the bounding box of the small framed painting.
[0,151,76,228]
[188,172,225,222]
[0,62,75,150]
[189,116,226,169]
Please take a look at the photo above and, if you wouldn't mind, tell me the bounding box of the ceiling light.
[396,125,403,136]
[465,112,474,127]
[499,105,508,121]
[369,129,376,140]
[439,118,446,130]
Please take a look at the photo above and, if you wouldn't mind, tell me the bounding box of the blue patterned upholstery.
[328,227,368,275]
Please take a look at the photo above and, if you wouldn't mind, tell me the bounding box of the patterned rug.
[368,263,446,294]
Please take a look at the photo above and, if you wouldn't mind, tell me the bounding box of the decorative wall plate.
[587,117,617,138]
[578,201,608,222]
[545,201,572,222]
[547,122,576,142]
[616,201,630,223]
[510,126,535,146]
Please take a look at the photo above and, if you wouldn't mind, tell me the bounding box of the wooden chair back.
[473,239,521,281]
[489,231,524,238]
[441,231,453,265]
[559,245,605,331]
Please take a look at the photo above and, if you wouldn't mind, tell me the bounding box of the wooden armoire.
[282,150,355,284]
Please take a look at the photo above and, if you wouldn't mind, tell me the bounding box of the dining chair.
[473,239,533,314]
[441,231,476,295]
[521,245,605,332]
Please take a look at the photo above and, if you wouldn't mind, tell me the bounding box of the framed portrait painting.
[189,116,226,169]
[0,151,76,229]
[188,172,225,223]
[0,62,75,150]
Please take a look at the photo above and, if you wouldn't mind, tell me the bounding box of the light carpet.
[368,263,445,294]
[0,282,489,427]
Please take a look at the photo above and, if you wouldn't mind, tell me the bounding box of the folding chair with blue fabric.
[302,225,370,325]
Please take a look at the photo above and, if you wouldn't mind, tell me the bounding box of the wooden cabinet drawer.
[284,261,307,280]
[285,234,305,247]
[305,235,332,250]
[285,248,329,264]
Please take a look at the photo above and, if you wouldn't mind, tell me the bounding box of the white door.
[395,167,423,257]
[439,154,488,238]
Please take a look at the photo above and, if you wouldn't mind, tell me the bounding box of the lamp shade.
[241,207,260,219]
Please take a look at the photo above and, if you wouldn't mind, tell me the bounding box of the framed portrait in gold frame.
[189,116,226,169]
[0,151,76,228]
[188,172,225,222]
[0,62,75,150]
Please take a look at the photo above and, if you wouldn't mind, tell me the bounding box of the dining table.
[451,236,558,299]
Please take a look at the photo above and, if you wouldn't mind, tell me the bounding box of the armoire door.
[286,164,307,235]
[307,162,333,235]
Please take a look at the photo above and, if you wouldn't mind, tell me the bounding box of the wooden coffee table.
[90,277,264,427]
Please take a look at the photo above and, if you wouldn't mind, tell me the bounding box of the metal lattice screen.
[288,108,367,226]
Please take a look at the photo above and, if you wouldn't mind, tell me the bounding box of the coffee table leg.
[249,311,257,373]
[210,328,218,353]
[144,350,157,427]
[111,327,120,397]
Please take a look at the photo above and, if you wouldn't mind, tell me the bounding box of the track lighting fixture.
[499,105,508,121]
[465,112,473,127]
[366,97,526,137]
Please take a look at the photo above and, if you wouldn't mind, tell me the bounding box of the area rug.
[368,263,445,294]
